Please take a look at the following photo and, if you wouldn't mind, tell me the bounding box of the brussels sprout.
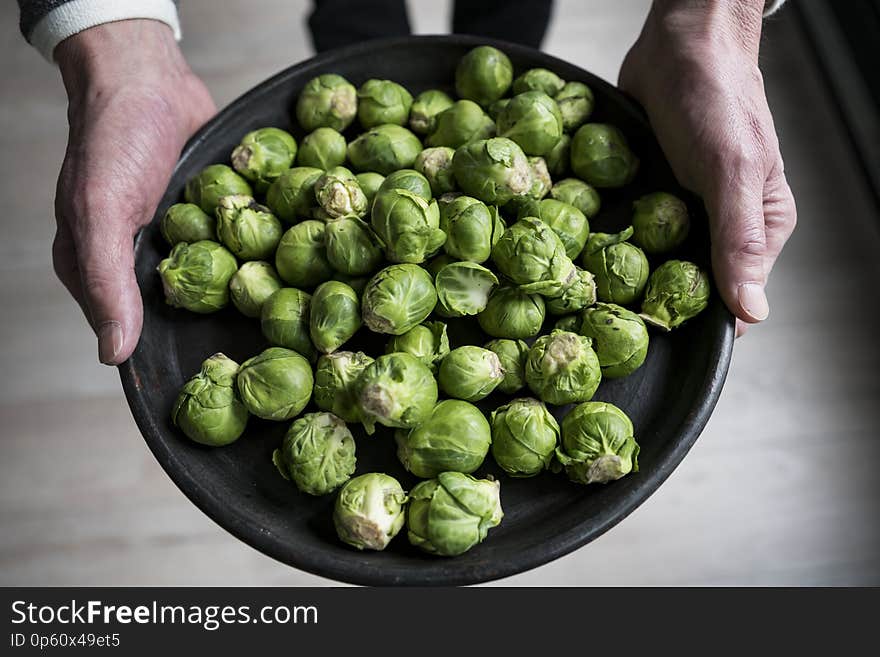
[438,346,504,402]
[347,124,423,175]
[518,198,589,259]
[396,399,491,478]
[334,473,407,551]
[275,220,335,288]
[490,397,559,477]
[295,73,358,132]
[546,267,597,315]
[456,46,513,107]
[554,81,594,133]
[434,261,498,317]
[376,168,432,201]
[325,216,384,276]
[215,195,283,261]
[158,240,237,313]
[357,79,413,129]
[265,167,324,223]
[580,303,649,378]
[334,274,369,296]
[362,264,437,335]
[425,100,495,149]
[487,98,510,121]
[477,285,546,339]
[409,89,455,135]
[525,330,601,405]
[237,347,313,420]
[490,217,576,297]
[385,321,449,372]
[231,127,297,189]
[527,156,552,200]
[309,281,361,354]
[355,172,385,206]
[639,260,710,331]
[314,166,368,219]
[452,137,532,205]
[370,188,445,263]
[581,226,650,305]
[406,472,503,557]
[570,123,639,188]
[497,91,564,156]
[414,147,457,196]
[260,287,314,360]
[544,134,571,178]
[229,260,283,318]
[549,177,601,218]
[631,192,690,254]
[185,164,252,214]
[297,127,347,170]
[484,338,529,394]
[423,253,456,279]
[513,68,565,96]
[161,203,215,245]
[172,353,249,446]
[439,195,505,263]
[553,314,581,332]
[314,351,374,423]
[355,352,438,433]
[557,402,639,484]
[273,412,356,495]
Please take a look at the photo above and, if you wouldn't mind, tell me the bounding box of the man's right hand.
[54,19,215,365]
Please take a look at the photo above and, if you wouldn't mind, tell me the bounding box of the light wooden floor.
[1,0,878,586]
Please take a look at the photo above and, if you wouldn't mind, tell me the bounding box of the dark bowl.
[120,35,734,586]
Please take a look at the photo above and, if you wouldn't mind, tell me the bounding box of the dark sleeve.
[17,0,74,42]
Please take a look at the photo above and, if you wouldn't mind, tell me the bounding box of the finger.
[760,162,797,279]
[51,221,90,320]
[735,318,749,338]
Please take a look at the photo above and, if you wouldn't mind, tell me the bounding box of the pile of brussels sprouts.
[160,46,710,557]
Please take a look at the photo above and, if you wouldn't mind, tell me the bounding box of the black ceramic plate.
[120,35,734,586]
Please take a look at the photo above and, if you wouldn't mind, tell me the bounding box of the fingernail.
[738,283,769,322]
[98,321,124,365]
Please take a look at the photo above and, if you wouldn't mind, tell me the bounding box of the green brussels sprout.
[490,397,559,477]
[334,473,407,551]
[347,124,423,175]
[497,91,564,157]
[527,156,552,200]
[452,137,532,205]
[406,472,503,556]
[237,347,313,420]
[396,399,491,478]
[265,167,323,223]
[185,164,253,214]
[557,402,639,484]
[295,73,358,132]
[275,220,335,288]
[546,267,597,315]
[325,216,384,276]
[438,346,504,402]
[355,352,438,433]
[385,321,449,372]
[334,274,369,296]
[215,195,283,261]
[434,261,498,317]
[570,123,639,188]
[158,240,237,313]
[477,285,546,339]
[273,412,356,495]
[490,217,576,296]
[484,338,529,394]
[513,68,565,96]
[313,351,374,423]
[314,166,368,219]
[370,188,445,263]
[580,303,649,378]
[376,168,432,201]
[631,192,690,254]
[309,281,361,354]
[525,330,601,405]
[553,314,581,332]
[639,260,710,331]
[581,226,650,305]
[357,79,413,129]
[439,195,505,263]
[554,81,594,133]
[423,253,456,279]
[544,134,571,178]
[409,89,455,135]
[414,147,457,196]
[297,127,347,170]
[229,260,283,318]
[425,100,495,149]
[456,46,513,107]
[361,264,437,335]
[487,98,510,121]
[437,191,463,209]
[549,177,601,218]
[172,353,249,446]
[260,287,314,360]
[231,127,297,189]
[355,172,385,206]
[518,198,589,259]
[161,203,215,245]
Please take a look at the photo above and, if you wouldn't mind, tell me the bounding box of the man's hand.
[54,20,215,364]
[620,0,796,335]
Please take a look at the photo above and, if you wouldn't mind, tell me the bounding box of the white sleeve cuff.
[764,0,786,16]
[30,0,182,63]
